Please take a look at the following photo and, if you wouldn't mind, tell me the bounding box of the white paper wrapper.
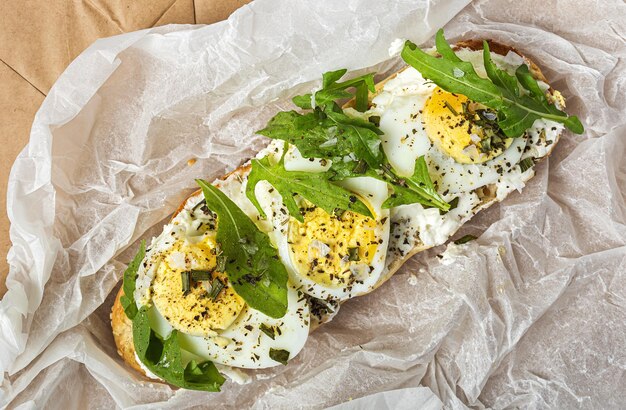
[2,0,625,408]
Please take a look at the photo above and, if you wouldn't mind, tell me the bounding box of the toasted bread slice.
[111,40,565,378]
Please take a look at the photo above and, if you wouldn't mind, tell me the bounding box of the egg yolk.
[423,87,512,164]
[151,237,245,336]
[287,203,378,288]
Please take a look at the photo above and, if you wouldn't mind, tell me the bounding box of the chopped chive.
[519,157,534,172]
[215,243,227,272]
[444,101,459,116]
[333,208,346,219]
[352,159,368,174]
[191,198,207,213]
[259,323,276,340]
[440,196,459,215]
[481,136,492,152]
[347,247,359,261]
[454,234,477,245]
[216,254,227,272]
[368,115,381,127]
[380,163,397,181]
[181,271,191,295]
[269,348,290,365]
[208,278,225,301]
[448,197,459,210]
[189,269,214,282]
[461,101,469,115]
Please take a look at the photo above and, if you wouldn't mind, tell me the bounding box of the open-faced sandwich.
[110,30,583,391]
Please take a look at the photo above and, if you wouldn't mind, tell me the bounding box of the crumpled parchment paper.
[2,0,625,408]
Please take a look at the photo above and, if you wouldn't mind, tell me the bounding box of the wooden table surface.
[0,0,249,297]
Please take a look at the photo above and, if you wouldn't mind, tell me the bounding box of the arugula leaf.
[259,67,450,213]
[402,32,502,107]
[382,157,449,210]
[196,179,288,319]
[483,42,519,97]
[323,69,349,88]
[133,306,225,391]
[246,156,372,223]
[515,63,545,101]
[326,158,371,181]
[325,110,383,168]
[257,107,383,169]
[257,111,328,157]
[435,30,463,62]
[120,240,146,320]
[355,82,370,112]
[400,29,584,137]
[293,69,375,112]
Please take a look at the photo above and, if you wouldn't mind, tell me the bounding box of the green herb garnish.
[454,234,477,245]
[120,240,146,320]
[208,277,225,301]
[400,29,584,138]
[368,115,381,127]
[189,269,214,282]
[196,179,289,318]
[347,247,359,261]
[181,271,191,295]
[352,159,368,174]
[269,348,290,365]
[215,243,226,272]
[457,102,508,155]
[183,269,225,300]
[191,198,207,214]
[257,108,384,171]
[447,196,459,210]
[444,100,459,116]
[246,155,373,223]
[133,306,225,391]
[518,157,535,172]
[382,157,449,210]
[291,69,375,112]
[259,323,276,340]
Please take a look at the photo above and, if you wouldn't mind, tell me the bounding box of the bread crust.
[111,40,563,378]
[111,286,144,373]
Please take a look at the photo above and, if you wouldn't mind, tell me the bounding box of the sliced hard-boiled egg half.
[254,174,391,302]
[150,235,245,335]
[147,280,310,369]
[365,50,560,202]
[134,193,310,370]
[422,87,513,164]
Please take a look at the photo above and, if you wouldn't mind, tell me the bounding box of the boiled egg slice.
[134,193,311,369]
[254,174,390,302]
